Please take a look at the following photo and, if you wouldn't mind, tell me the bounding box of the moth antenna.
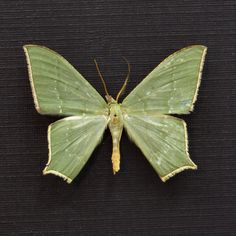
[94,59,109,97]
[116,57,130,102]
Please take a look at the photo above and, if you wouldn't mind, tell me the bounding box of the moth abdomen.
[108,102,124,174]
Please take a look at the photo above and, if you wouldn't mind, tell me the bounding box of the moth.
[23,44,207,183]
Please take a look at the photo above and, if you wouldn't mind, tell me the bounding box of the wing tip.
[160,164,197,182]
[187,44,207,49]
[23,44,49,54]
[43,168,73,184]
[23,44,50,50]
[23,44,32,50]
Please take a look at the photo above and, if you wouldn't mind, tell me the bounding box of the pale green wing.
[43,115,108,183]
[23,44,108,116]
[122,45,207,114]
[123,113,197,181]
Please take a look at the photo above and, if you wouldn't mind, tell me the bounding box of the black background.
[0,1,235,235]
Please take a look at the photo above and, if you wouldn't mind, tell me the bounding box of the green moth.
[23,44,207,183]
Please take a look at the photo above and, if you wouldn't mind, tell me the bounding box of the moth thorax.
[109,103,123,122]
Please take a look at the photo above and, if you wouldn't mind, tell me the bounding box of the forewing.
[43,115,108,183]
[123,114,197,181]
[23,44,108,116]
[122,45,207,114]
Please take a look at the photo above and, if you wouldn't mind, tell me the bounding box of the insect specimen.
[23,44,207,183]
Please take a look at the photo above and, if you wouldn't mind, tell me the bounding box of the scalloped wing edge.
[43,123,73,184]
[160,118,197,182]
[42,115,109,184]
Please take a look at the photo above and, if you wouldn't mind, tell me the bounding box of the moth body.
[107,98,124,174]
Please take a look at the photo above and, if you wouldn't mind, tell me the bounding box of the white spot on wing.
[168,107,174,113]
[58,105,62,113]
[123,114,130,120]
[176,58,184,63]
[156,158,161,166]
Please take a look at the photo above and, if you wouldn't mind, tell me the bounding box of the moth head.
[105,95,115,104]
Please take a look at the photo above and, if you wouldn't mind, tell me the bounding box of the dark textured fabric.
[0,0,235,235]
